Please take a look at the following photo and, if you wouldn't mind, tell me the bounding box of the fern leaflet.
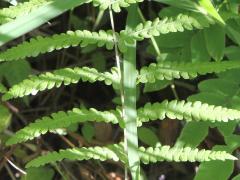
[26,143,236,168]
[7,99,240,145]
[138,100,240,123]
[0,30,114,62]
[2,66,119,100]
[138,61,240,83]
[6,108,122,145]
[92,0,143,12]
[120,13,214,41]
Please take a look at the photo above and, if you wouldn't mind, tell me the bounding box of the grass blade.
[0,0,89,46]
[123,5,140,179]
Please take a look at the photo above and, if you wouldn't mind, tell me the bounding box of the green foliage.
[138,60,240,82]
[6,107,121,145]
[81,122,95,142]
[122,5,140,179]
[0,83,7,93]
[138,100,240,123]
[25,143,236,168]
[3,66,119,100]
[0,0,90,46]
[122,13,214,41]
[0,60,31,86]
[92,0,143,12]
[8,99,240,146]
[204,24,225,61]
[0,0,52,24]
[26,143,124,168]
[0,105,11,133]
[138,144,236,163]
[1,0,240,179]
[0,30,114,62]
[138,127,159,146]
[23,167,54,180]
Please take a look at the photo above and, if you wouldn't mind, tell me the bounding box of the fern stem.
[137,7,161,56]
[52,163,68,180]
[109,7,124,108]
[93,9,105,30]
[170,84,179,99]
[108,5,128,179]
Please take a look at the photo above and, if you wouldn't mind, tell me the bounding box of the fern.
[138,61,240,83]
[0,30,114,62]
[120,13,214,41]
[0,14,213,61]
[6,60,238,100]
[26,143,124,168]
[0,0,52,24]
[3,66,119,100]
[118,13,215,52]
[92,0,143,12]
[138,100,240,123]
[2,0,239,178]
[7,99,240,145]
[6,108,122,145]
[139,145,236,163]
[26,143,236,168]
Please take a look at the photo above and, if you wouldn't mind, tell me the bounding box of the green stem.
[93,10,105,30]
[123,5,140,180]
[137,7,161,57]
[108,5,127,179]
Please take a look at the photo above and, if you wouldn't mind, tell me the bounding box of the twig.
[58,135,75,148]
[4,157,26,175]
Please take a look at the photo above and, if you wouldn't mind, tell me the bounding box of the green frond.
[0,30,114,62]
[138,61,240,83]
[26,143,236,168]
[26,143,124,168]
[8,99,240,145]
[121,13,214,41]
[0,0,52,24]
[92,0,143,12]
[6,108,122,145]
[138,100,240,123]
[139,145,237,164]
[2,66,119,100]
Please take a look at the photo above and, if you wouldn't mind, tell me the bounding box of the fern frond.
[138,100,240,123]
[92,0,143,12]
[3,66,119,100]
[139,145,237,164]
[26,143,236,168]
[6,108,122,145]
[26,143,124,168]
[0,0,52,24]
[121,13,214,41]
[138,61,240,83]
[0,30,114,62]
[8,99,240,145]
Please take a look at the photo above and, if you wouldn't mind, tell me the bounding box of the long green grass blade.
[198,0,225,25]
[123,5,140,180]
[0,0,89,46]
